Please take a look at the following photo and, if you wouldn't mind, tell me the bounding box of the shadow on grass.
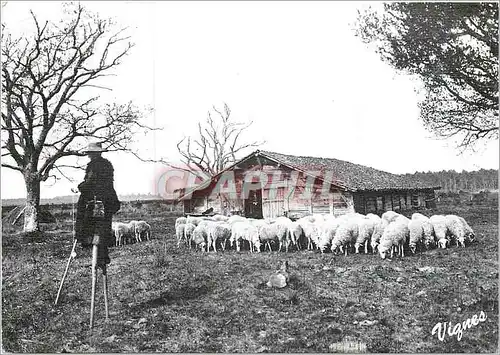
[130,284,213,311]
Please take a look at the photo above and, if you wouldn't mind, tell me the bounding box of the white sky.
[1,1,498,199]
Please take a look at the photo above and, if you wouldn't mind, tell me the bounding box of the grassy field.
[2,204,498,353]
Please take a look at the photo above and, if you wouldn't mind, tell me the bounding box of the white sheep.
[355,217,376,254]
[411,213,435,249]
[323,214,337,223]
[446,214,468,248]
[231,221,260,252]
[312,214,325,225]
[429,215,449,249]
[301,222,321,250]
[192,224,208,251]
[381,211,401,225]
[411,212,428,220]
[212,214,230,222]
[378,215,410,259]
[176,223,186,247]
[273,217,293,252]
[297,216,313,226]
[201,221,217,252]
[258,223,279,252]
[366,214,384,253]
[317,219,340,253]
[112,222,133,247]
[298,214,318,224]
[458,216,475,244]
[229,220,245,251]
[248,218,269,230]
[215,222,232,251]
[228,215,247,225]
[204,221,231,252]
[244,225,261,253]
[330,216,360,256]
[175,216,187,228]
[408,219,426,254]
[127,220,140,243]
[184,222,197,249]
[186,216,203,226]
[287,221,304,251]
[135,220,151,242]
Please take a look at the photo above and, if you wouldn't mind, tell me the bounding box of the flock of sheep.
[174,211,476,259]
[111,220,152,246]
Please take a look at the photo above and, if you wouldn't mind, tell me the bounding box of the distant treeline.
[2,194,171,207]
[403,169,498,193]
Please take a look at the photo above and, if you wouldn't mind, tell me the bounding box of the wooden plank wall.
[353,190,435,215]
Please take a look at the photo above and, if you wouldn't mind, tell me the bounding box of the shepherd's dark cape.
[75,156,120,250]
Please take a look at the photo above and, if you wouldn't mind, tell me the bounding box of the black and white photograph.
[1,1,498,353]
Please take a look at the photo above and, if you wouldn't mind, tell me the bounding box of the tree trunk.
[24,173,41,233]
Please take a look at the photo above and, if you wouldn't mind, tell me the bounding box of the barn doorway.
[244,188,263,219]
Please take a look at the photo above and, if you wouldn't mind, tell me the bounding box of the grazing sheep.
[213,222,232,251]
[258,223,279,252]
[184,222,196,248]
[212,214,230,222]
[411,213,435,249]
[201,221,217,252]
[248,218,269,230]
[112,222,133,247]
[323,214,337,223]
[381,211,401,225]
[175,216,187,228]
[355,217,376,254]
[176,223,186,247]
[231,221,260,252]
[186,216,203,226]
[297,216,313,227]
[287,222,304,251]
[366,214,383,253]
[408,219,426,254]
[135,220,151,242]
[203,221,231,252]
[378,215,410,259]
[243,225,261,253]
[330,216,360,256]
[411,212,428,220]
[312,214,325,225]
[301,222,322,251]
[227,215,246,225]
[128,220,140,243]
[446,214,468,247]
[192,224,208,251]
[429,215,449,249]
[458,216,475,244]
[274,217,293,252]
[317,219,340,253]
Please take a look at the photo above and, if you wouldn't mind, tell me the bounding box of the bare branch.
[176,103,263,178]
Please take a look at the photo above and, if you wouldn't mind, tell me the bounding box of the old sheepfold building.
[177,150,440,219]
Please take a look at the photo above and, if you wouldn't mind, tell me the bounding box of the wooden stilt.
[102,264,109,320]
[89,244,98,329]
[54,239,78,306]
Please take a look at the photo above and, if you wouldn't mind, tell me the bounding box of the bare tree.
[1,4,158,233]
[175,103,264,178]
